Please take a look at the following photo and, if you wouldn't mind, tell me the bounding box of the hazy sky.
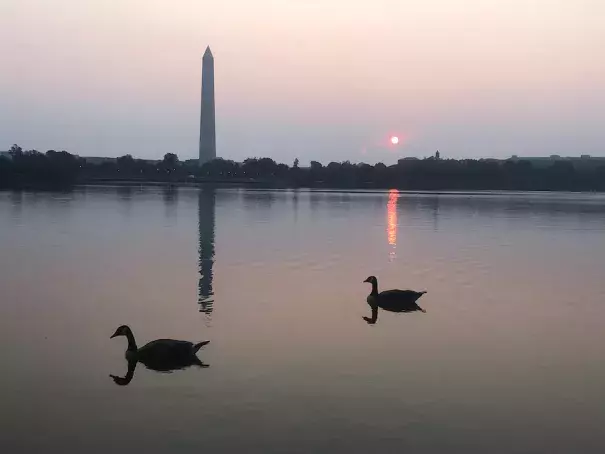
[1,0,604,164]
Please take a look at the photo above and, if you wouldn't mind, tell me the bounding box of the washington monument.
[199,46,216,165]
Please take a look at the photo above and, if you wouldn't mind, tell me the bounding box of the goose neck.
[370,281,379,295]
[125,330,138,351]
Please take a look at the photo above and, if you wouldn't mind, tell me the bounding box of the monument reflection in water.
[197,188,216,317]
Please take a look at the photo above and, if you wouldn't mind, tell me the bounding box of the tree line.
[2,144,605,191]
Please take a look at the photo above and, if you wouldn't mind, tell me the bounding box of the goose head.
[110,325,132,339]
[364,275,380,297]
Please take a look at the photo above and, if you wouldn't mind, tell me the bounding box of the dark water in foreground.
[1,187,605,453]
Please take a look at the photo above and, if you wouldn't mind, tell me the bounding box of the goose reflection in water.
[362,276,427,325]
[109,325,210,386]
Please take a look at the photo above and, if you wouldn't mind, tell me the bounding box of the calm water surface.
[1,187,605,453]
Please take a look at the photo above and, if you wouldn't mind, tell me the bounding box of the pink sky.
[1,0,604,163]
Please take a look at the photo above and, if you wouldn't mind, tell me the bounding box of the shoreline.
[2,179,604,197]
[77,179,605,195]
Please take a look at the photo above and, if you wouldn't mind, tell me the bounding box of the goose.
[109,325,209,385]
[363,276,427,324]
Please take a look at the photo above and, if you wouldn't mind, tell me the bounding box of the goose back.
[364,276,427,313]
[129,339,209,372]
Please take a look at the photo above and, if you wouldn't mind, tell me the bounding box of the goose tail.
[193,340,210,353]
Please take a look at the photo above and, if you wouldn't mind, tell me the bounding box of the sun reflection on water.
[387,189,398,260]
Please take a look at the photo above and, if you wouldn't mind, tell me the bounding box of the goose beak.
[363,278,370,283]
[110,331,119,339]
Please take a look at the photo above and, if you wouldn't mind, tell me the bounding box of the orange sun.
[390,136,399,145]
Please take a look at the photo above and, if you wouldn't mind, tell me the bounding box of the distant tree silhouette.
[161,153,179,171]
[2,143,605,191]
[116,154,135,170]
[200,158,240,178]
[0,154,14,186]
[1,146,83,188]
[242,157,279,178]
[9,144,23,158]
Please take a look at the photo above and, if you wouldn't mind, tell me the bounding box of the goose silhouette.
[109,325,209,386]
[363,276,427,324]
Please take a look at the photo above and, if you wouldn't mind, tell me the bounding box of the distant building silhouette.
[199,46,216,166]
[198,188,216,315]
[397,157,418,165]
[435,150,441,160]
[506,154,605,169]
